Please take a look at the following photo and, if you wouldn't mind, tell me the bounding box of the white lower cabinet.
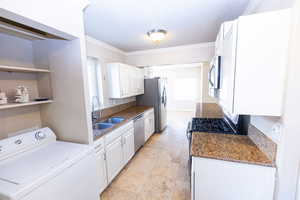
[95,148,108,194]
[144,109,155,142]
[106,136,124,183]
[191,157,276,200]
[122,128,135,165]
[94,121,136,194]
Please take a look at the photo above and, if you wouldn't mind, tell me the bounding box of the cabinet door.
[144,116,150,141]
[95,148,108,194]
[144,112,155,141]
[120,64,131,97]
[233,10,290,116]
[138,69,145,94]
[218,21,237,113]
[192,157,275,200]
[149,112,155,135]
[123,128,135,165]
[106,137,124,183]
[215,23,224,56]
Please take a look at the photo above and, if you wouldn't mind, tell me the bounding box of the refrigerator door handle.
[162,87,167,106]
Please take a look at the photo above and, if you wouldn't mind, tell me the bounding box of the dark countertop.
[93,106,153,141]
[191,103,275,167]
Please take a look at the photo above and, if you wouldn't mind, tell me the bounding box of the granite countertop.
[195,103,224,118]
[191,102,275,167]
[191,132,275,167]
[93,106,153,141]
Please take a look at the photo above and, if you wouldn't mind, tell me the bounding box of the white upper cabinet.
[219,20,238,114]
[219,9,291,116]
[107,63,144,99]
[215,23,224,56]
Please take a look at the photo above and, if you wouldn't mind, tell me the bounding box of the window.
[87,57,103,110]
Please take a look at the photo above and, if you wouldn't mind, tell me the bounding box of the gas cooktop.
[190,118,236,134]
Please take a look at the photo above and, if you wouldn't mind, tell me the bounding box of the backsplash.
[250,116,282,144]
[94,101,137,119]
[248,124,277,163]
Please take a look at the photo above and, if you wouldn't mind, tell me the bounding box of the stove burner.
[190,118,236,134]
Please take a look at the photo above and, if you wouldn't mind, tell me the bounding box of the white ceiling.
[84,0,249,52]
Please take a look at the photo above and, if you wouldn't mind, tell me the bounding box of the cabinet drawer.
[105,122,133,145]
[144,108,154,116]
[94,137,105,152]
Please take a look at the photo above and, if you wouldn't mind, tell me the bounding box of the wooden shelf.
[0,65,50,73]
[0,100,53,110]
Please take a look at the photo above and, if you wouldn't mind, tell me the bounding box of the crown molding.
[125,42,215,56]
[85,35,126,55]
[86,35,215,57]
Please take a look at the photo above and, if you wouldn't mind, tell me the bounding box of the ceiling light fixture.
[147,29,167,43]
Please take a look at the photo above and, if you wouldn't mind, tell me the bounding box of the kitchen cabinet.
[218,20,237,114]
[94,121,135,189]
[95,147,108,194]
[218,9,291,116]
[105,136,124,183]
[122,128,135,165]
[144,109,155,142]
[215,23,224,56]
[107,63,144,98]
[191,157,276,200]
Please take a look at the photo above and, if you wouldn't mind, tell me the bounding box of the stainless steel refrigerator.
[137,77,167,133]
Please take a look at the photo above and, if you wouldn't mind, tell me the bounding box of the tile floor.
[101,111,193,200]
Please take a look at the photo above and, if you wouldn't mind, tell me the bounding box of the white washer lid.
[0,141,90,185]
[0,141,93,200]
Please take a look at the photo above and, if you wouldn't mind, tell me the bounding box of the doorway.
[146,63,203,112]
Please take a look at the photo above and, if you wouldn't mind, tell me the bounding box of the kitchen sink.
[103,117,125,124]
[94,122,114,130]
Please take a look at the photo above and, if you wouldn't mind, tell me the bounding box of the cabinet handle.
[94,143,102,150]
[104,153,106,161]
[121,137,125,146]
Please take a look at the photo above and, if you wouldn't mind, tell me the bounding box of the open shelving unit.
[0,14,92,144]
[0,100,53,110]
[0,65,50,73]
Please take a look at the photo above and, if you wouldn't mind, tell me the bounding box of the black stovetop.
[190,118,236,134]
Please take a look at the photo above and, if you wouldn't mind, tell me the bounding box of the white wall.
[242,1,300,199]
[243,0,296,15]
[125,42,215,67]
[85,36,136,109]
[275,1,300,199]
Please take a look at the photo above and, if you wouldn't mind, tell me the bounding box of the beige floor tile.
[110,170,149,193]
[101,111,193,200]
[101,186,138,200]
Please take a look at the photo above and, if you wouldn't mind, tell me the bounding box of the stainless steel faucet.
[92,96,101,124]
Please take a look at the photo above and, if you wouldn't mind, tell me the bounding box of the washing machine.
[0,128,100,200]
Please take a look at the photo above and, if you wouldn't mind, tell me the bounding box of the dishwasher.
[133,113,145,152]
